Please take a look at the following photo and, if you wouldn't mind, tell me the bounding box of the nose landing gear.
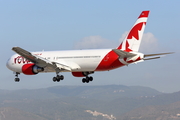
[14,72,20,82]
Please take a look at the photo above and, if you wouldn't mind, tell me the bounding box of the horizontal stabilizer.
[144,52,174,57]
[144,57,160,60]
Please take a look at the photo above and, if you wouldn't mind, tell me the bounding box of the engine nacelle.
[22,64,44,75]
[72,71,94,77]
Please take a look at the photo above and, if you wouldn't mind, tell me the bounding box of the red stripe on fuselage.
[95,50,124,71]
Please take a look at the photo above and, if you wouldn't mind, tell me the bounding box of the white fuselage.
[7,49,123,73]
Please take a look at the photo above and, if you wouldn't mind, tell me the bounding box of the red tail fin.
[117,11,150,52]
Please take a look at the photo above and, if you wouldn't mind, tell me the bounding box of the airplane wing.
[12,47,73,71]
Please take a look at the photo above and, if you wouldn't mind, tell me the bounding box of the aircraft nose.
[6,58,12,70]
[6,56,15,71]
[6,55,22,73]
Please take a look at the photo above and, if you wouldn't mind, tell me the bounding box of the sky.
[0,0,180,93]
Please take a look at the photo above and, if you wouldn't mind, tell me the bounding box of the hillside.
[0,107,48,120]
[0,85,180,120]
[118,101,180,120]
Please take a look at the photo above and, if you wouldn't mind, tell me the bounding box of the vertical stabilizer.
[117,11,150,52]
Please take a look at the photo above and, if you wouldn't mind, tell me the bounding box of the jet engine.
[22,64,44,75]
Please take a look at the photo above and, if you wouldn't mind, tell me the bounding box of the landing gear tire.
[86,79,89,83]
[82,78,86,83]
[60,75,64,80]
[57,78,60,82]
[56,75,61,82]
[15,78,20,82]
[53,77,57,82]
[89,76,93,81]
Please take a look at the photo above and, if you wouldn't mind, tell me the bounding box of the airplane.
[6,11,173,83]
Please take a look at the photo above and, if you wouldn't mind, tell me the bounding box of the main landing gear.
[14,72,20,82]
[82,76,93,83]
[53,67,64,82]
[81,71,94,83]
[53,75,64,82]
